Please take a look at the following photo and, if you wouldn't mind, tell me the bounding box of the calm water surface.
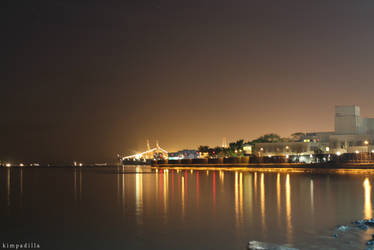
[1,166,374,249]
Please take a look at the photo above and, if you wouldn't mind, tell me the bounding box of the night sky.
[2,1,374,163]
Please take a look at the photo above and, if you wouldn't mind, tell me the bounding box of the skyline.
[3,1,374,162]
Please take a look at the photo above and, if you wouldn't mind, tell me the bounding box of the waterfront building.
[321,105,374,153]
[335,105,364,134]
[243,144,252,155]
[252,105,374,157]
[168,152,181,160]
[253,142,319,157]
[168,150,200,160]
[334,105,374,135]
[199,152,209,159]
[179,150,199,159]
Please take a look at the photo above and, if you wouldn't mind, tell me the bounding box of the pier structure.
[120,141,168,164]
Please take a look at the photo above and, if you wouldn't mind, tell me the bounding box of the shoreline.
[151,162,374,173]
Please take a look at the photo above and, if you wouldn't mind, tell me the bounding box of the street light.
[364,140,369,145]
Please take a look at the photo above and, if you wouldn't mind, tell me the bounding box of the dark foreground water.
[1,166,374,249]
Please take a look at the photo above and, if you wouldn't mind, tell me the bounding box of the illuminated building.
[252,105,374,157]
[335,105,364,134]
[307,105,374,154]
[168,150,200,160]
[253,142,317,163]
[242,144,252,155]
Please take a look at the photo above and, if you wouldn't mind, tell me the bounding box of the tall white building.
[335,105,363,134]
[335,105,374,134]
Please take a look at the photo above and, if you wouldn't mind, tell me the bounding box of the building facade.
[252,105,374,157]
[310,105,374,153]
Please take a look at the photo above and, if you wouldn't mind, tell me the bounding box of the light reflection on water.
[364,177,372,219]
[277,173,281,219]
[135,166,143,224]
[213,171,216,216]
[285,173,292,243]
[196,171,199,209]
[1,166,374,250]
[7,168,11,208]
[260,173,266,234]
[244,173,253,228]
[310,179,314,215]
[181,174,185,219]
[235,171,239,229]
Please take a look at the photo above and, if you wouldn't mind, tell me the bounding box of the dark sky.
[2,0,374,163]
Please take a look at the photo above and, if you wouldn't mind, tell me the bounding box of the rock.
[248,241,298,250]
[366,220,374,226]
[358,224,369,231]
[353,219,365,225]
[337,225,349,232]
[367,240,374,245]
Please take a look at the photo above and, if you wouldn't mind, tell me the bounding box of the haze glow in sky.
[2,0,374,162]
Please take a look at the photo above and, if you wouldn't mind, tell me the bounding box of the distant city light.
[286,155,289,159]
[365,140,369,145]
[336,152,341,156]
[19,163,24,167]
[325,147,330,152]
[5,163,11,167]
[355,150,359,154]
